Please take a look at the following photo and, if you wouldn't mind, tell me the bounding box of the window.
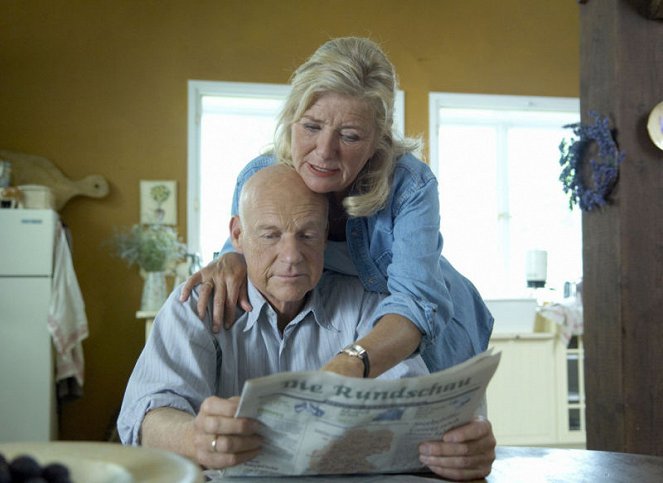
[187,81,289,264]
[188,81,405,264]
[428,93,581,299]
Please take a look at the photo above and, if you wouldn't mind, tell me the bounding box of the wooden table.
[481,446,663,482]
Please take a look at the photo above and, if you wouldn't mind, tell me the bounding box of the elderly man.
[118,165,495,478]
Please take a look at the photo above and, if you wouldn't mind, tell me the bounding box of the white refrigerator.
[0,209,58,441]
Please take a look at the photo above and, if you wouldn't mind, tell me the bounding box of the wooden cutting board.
[0,149,110,211]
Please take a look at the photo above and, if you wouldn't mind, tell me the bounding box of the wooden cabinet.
[486,332,586,447]
[487,333,557,445]
[555,335,586,444]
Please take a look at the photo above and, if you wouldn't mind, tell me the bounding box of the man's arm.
[141,407,197,458]
[141,397,262,469]
[117,287,217,445]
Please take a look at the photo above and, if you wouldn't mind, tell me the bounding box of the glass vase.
[141,271,167,311]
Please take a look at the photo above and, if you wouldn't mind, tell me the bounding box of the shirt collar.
[243,278,335,332]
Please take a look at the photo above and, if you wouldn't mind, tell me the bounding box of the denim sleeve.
[218,155,276,257]
[116,286,219,445]
[370,175,453,357]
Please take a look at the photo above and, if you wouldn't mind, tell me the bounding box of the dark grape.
[0,465,10,483]
[0,452,72,483]
[0,452,8,483]
[9,455,42,480]
[42,463,71,483]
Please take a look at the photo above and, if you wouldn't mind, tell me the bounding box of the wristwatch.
[338,343,370,378]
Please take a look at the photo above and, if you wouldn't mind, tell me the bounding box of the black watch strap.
[338,343,370,378]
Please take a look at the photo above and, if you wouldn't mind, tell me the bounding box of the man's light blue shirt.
[220,153,494,372]
[117,272,429,445]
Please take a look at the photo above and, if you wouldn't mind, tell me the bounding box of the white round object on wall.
[647,101,663,151]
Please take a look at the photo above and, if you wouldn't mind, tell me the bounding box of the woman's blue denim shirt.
[220,153,494,372]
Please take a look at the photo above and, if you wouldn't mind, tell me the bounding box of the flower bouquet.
[110,224,187,310]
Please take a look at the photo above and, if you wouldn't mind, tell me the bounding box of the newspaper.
[206,350,500,479]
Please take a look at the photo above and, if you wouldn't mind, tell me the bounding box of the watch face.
[341,344,369,377]
[344,344,365,358]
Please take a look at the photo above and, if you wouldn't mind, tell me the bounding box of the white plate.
[647,101,663,150]
[0,441,204,483]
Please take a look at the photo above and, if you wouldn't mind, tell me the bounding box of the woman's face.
[291,92,377,195]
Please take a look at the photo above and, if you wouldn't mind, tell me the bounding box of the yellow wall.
[0,0,579,441]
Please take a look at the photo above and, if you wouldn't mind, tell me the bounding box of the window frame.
[428,92,580,175]
[187,80,292,255]
[428,92,581,298]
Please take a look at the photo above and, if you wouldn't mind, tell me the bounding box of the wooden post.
[580,0,663,454]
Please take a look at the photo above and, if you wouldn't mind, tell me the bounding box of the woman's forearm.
[356,314,422,376]
[325,313,422,378]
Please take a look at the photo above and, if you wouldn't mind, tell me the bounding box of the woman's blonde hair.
[274,37,420,217]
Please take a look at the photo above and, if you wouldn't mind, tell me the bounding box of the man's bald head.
[238,164,328,221]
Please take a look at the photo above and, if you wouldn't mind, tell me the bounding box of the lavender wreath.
[559,111,625,211]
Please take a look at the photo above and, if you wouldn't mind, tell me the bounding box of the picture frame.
[140,180,177,225]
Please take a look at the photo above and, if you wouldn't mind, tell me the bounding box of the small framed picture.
[140,180,177,225]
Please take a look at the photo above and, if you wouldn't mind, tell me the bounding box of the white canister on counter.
[18,185,55,209]
[526,249,548,288]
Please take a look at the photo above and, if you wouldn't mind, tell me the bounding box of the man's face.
[232,180,327,317]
